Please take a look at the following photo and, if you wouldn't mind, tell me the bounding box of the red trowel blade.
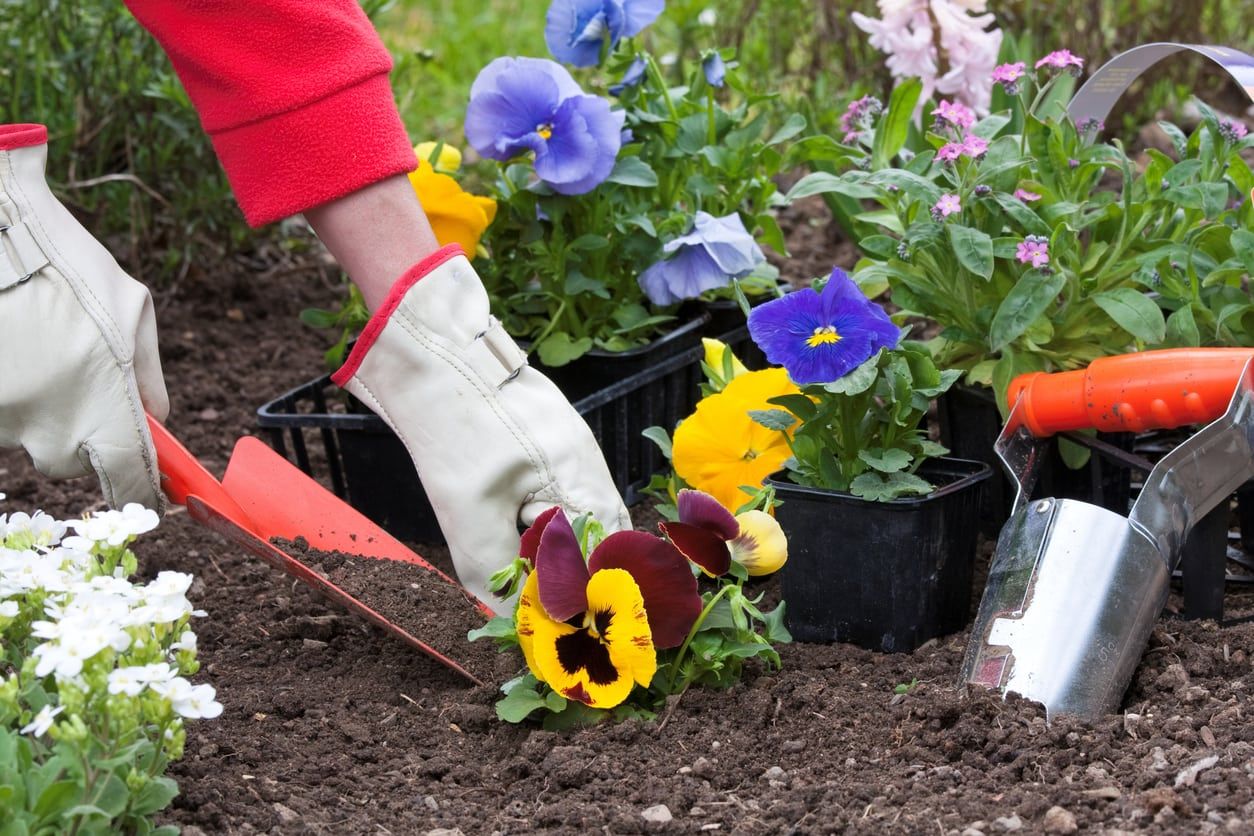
[147,416,490,684]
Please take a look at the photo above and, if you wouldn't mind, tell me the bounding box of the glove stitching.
[390,310,575,507]
[1,150,130,354]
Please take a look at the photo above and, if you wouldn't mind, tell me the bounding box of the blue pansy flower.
[609,55,647,96]
[638,212,765,305]
[702,51,726,88]
[545,0,665,67]
[465,57,625,196]
[748,268,900,384]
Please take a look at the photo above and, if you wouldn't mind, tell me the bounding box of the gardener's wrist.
[304,174,442,312]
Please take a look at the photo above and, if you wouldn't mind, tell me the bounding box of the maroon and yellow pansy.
[515,509,701,709]
[661,490,789,578]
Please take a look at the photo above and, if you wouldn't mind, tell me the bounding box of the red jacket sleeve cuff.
[208,72,417,227]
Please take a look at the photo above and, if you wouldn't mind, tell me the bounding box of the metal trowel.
[961,348,1254,720]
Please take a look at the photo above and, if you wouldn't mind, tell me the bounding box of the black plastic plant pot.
[528,313,710,402]
[935,384,1133,534]
[767,457,991,653]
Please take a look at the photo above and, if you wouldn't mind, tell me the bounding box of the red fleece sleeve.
[124,0,417,227]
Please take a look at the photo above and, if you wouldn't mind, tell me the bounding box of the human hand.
[0,125,168,509]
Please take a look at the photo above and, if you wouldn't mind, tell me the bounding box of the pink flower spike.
[992,62,1025,84]
[1016,235,1050,269]
[1013,188,1042,202]
[1035,50,1084,73]
[961,135,989,158]
[932,99,976,130]
[932,193,962,219]
[937,142,965,163]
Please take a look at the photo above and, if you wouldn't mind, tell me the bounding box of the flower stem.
[666,583,733,693]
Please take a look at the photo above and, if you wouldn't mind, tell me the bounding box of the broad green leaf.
[605,157,658,187]
[131,776,180,817]
[748,409,797,431]
[1092,289,1167,344]
[536,333,593,367]
[947,225,995,280]
[766,113,807,146]
[641,426,673,458]
[768,394,819,421]
[1232,229,1254,274]
[33,780,79,820]
[1158,121,1189,157]
[873,77,923,169]
[858,234,900,260]
[785,172,878,201]
[857,448,912,473]
[1057,436,1093,470]
[989,270,1066,351]
[468,615,516,642]
[496,687,552,723]
[822,351,881,395]
[850,470,933,501]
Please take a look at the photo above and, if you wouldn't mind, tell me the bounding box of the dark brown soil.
[274,537,507,686]
[3,239,1254,835]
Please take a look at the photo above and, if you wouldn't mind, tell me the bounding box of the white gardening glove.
[0,125,168,509]
[331,245,632,608]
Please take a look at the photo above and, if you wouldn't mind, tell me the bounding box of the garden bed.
[3,232,1254,835]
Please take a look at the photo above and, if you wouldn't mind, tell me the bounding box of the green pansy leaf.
[823,351,881,395]
[748,409,797,431]
[1092,289,1167,344]
[947,225,995,280]
[989,270,1066,351]
[918,439,950,458]
[496,686,552,724]
[536,333,593,367]
[857,448,912,473]
[767,394,819,421]
[641,426,673,458]
[606,156,659,187]
[850,470,933,501]
[468,615,516,642]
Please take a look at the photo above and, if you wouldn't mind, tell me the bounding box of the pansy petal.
[519,506,562,566]
[587,531,700,649]
[677,489,740,539]
[730,510,789,576]
[586,568,655,689]
[659,521,731,577]
[621,0,665,36]
[535,510,589,621]
[514,570,544,675]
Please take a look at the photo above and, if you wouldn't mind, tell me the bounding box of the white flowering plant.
[0,498,220,834]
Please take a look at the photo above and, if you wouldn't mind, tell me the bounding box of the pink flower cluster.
[852,0,1003,116]
[992,61,1025,94]
[937,133,988,163]
[1035,49,1085,76]
[1016,235,1050,269]
[840,95,885,144]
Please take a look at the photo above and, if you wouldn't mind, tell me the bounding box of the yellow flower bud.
[414,141,463,173]
[702,338,749,381]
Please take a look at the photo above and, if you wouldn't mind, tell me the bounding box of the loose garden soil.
[3,217,1254,834]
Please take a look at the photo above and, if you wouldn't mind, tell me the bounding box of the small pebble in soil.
[641,804,673,824]
[1042,806,1077,834]
[992,814,1022,832]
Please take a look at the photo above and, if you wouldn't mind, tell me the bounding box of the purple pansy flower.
[702,51,726,88]
[1016,235,1049,269]
[932,100,975,131]
[545,0,665,67]
[748,267,900,385]
[638,212,765,305]
[609,55,647,96]
[465,57,625,196]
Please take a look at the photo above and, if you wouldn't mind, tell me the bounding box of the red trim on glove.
[0,125,48,151]
[331,244,466,386]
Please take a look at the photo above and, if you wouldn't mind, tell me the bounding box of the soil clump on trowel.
[274,537,516,684]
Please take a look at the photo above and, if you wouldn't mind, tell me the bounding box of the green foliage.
[476,45,810,364]
[0,0,252,282]
[758,344,958,500]
[802,67,1251,412]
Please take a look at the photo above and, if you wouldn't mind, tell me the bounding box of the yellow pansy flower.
[672,368,800,513]
[407,157,497,255]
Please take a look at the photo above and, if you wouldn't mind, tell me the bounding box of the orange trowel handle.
[145,413,254,526]
[1007,348,1254,437]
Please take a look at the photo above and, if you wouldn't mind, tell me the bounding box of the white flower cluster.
[0,503,221,731]
[851,0,1003,115]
